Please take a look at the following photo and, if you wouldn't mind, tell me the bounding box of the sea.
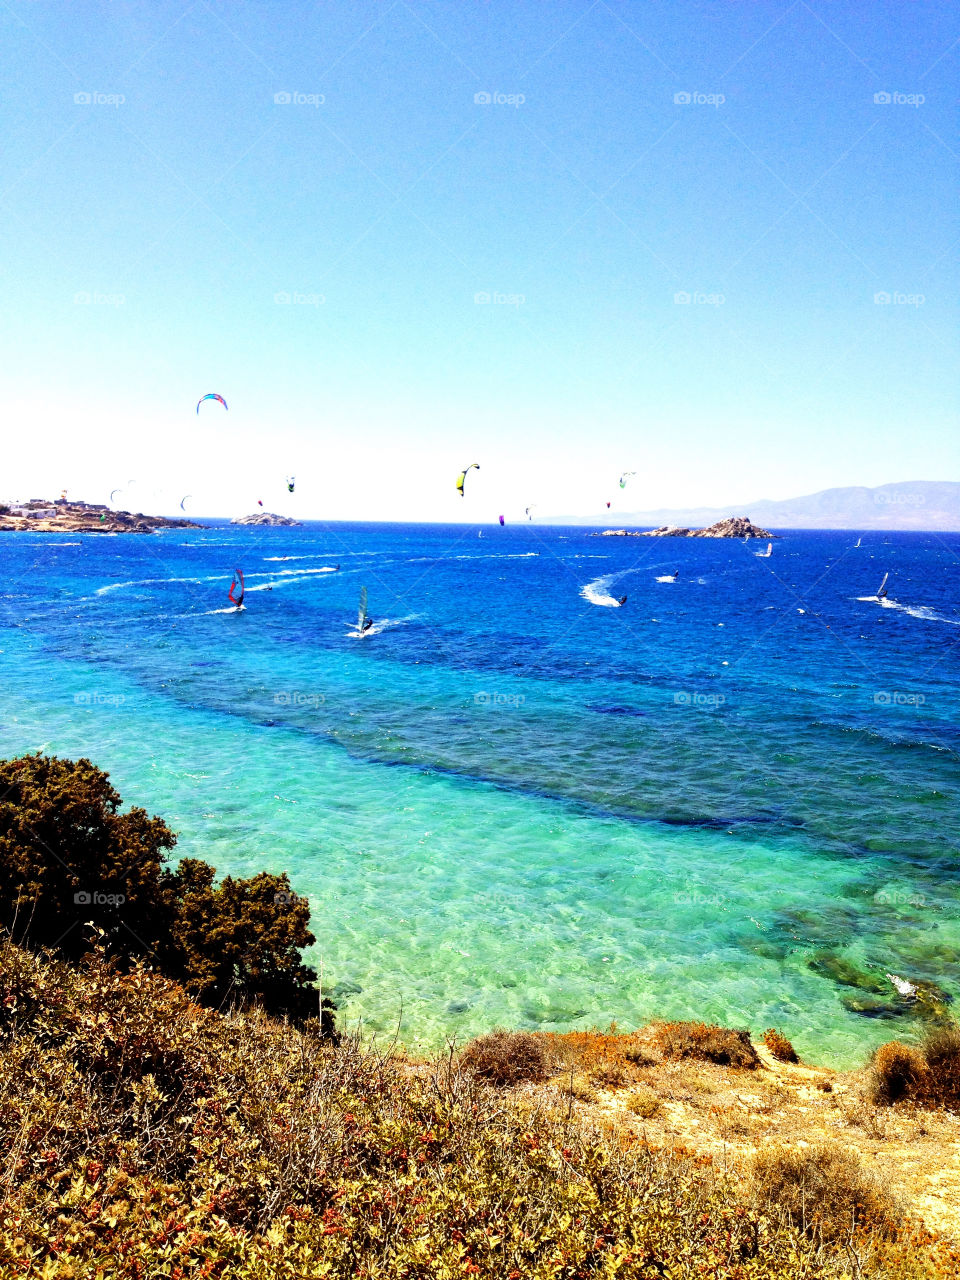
[1,521,958,1067]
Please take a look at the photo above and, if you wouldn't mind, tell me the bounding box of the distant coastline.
[549,481,960,531]
[0,498,200,534]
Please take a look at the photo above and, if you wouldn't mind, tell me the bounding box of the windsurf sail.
[228,567,244,607]
[855,537,862,548]
[499,514,505,526]
[357,586,368,632]
[877,572,889,600]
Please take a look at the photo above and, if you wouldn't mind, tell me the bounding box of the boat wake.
[581,568,646,607]
[855,597,960,626]
[347,615,416,638]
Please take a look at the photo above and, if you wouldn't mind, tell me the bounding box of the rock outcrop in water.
[598,516,774,539]
[231,512,302,526]
[0,498,200,534]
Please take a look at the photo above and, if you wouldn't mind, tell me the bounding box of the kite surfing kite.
[196,393,228,415]
[456,463,479,497]
[606,501,611,508]
[228,568,245,610]
[619,471,635,489]
[179,495,191,512]
[286,476,295,493]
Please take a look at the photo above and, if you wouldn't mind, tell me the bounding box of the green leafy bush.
[0,753,327,1023]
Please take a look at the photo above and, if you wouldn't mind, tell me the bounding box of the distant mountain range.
[554,482,960,531]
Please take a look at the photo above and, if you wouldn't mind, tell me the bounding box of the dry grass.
[3,943,959,1277]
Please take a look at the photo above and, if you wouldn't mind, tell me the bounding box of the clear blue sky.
[1,1,956,520]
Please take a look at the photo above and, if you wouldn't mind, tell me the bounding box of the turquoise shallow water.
[1,522,958,1066]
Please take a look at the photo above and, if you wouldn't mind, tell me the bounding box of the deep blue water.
[1,521,958,1064]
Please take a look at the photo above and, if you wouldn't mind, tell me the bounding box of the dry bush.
[870,1040,928,1106]
[563,1074,598,1103]
[624,1042,658,1066]
[869,1027,960,1111]
[459,1029,549,1087]
[626,1085,663,1118]
[590,1060,627,1089]
[919,1025,960,1109]
[842,1098,890,1141]
[655,1021,760,1069]
[752,1142,895,1244]
[3,941,958,1279]
[762,1027,799,1063]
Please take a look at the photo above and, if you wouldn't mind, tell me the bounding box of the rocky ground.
[505,1025,960,1242]
[598,516,775,538]
[0,500,200,533]
[230,511,302,526]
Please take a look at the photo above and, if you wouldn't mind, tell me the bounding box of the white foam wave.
[856,596,960,626]
[95,574,221,596]
[346,614,416,638]
[581,565,653,607]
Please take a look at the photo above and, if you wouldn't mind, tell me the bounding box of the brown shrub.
[752,1142,894,1243]
[762,1028,799,1063]
[626,1085,662,1118]
[655,1021,760,1069]
[624,1043,657,1066]
[591,1060,627,1089]
[919,1025,960,1109]
[563,1074,598,1104]
[460,1029,549,1087]
[870,1040,928,1106]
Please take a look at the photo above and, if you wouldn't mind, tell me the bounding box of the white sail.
[876,572,889,599]
[855,537,862,547]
